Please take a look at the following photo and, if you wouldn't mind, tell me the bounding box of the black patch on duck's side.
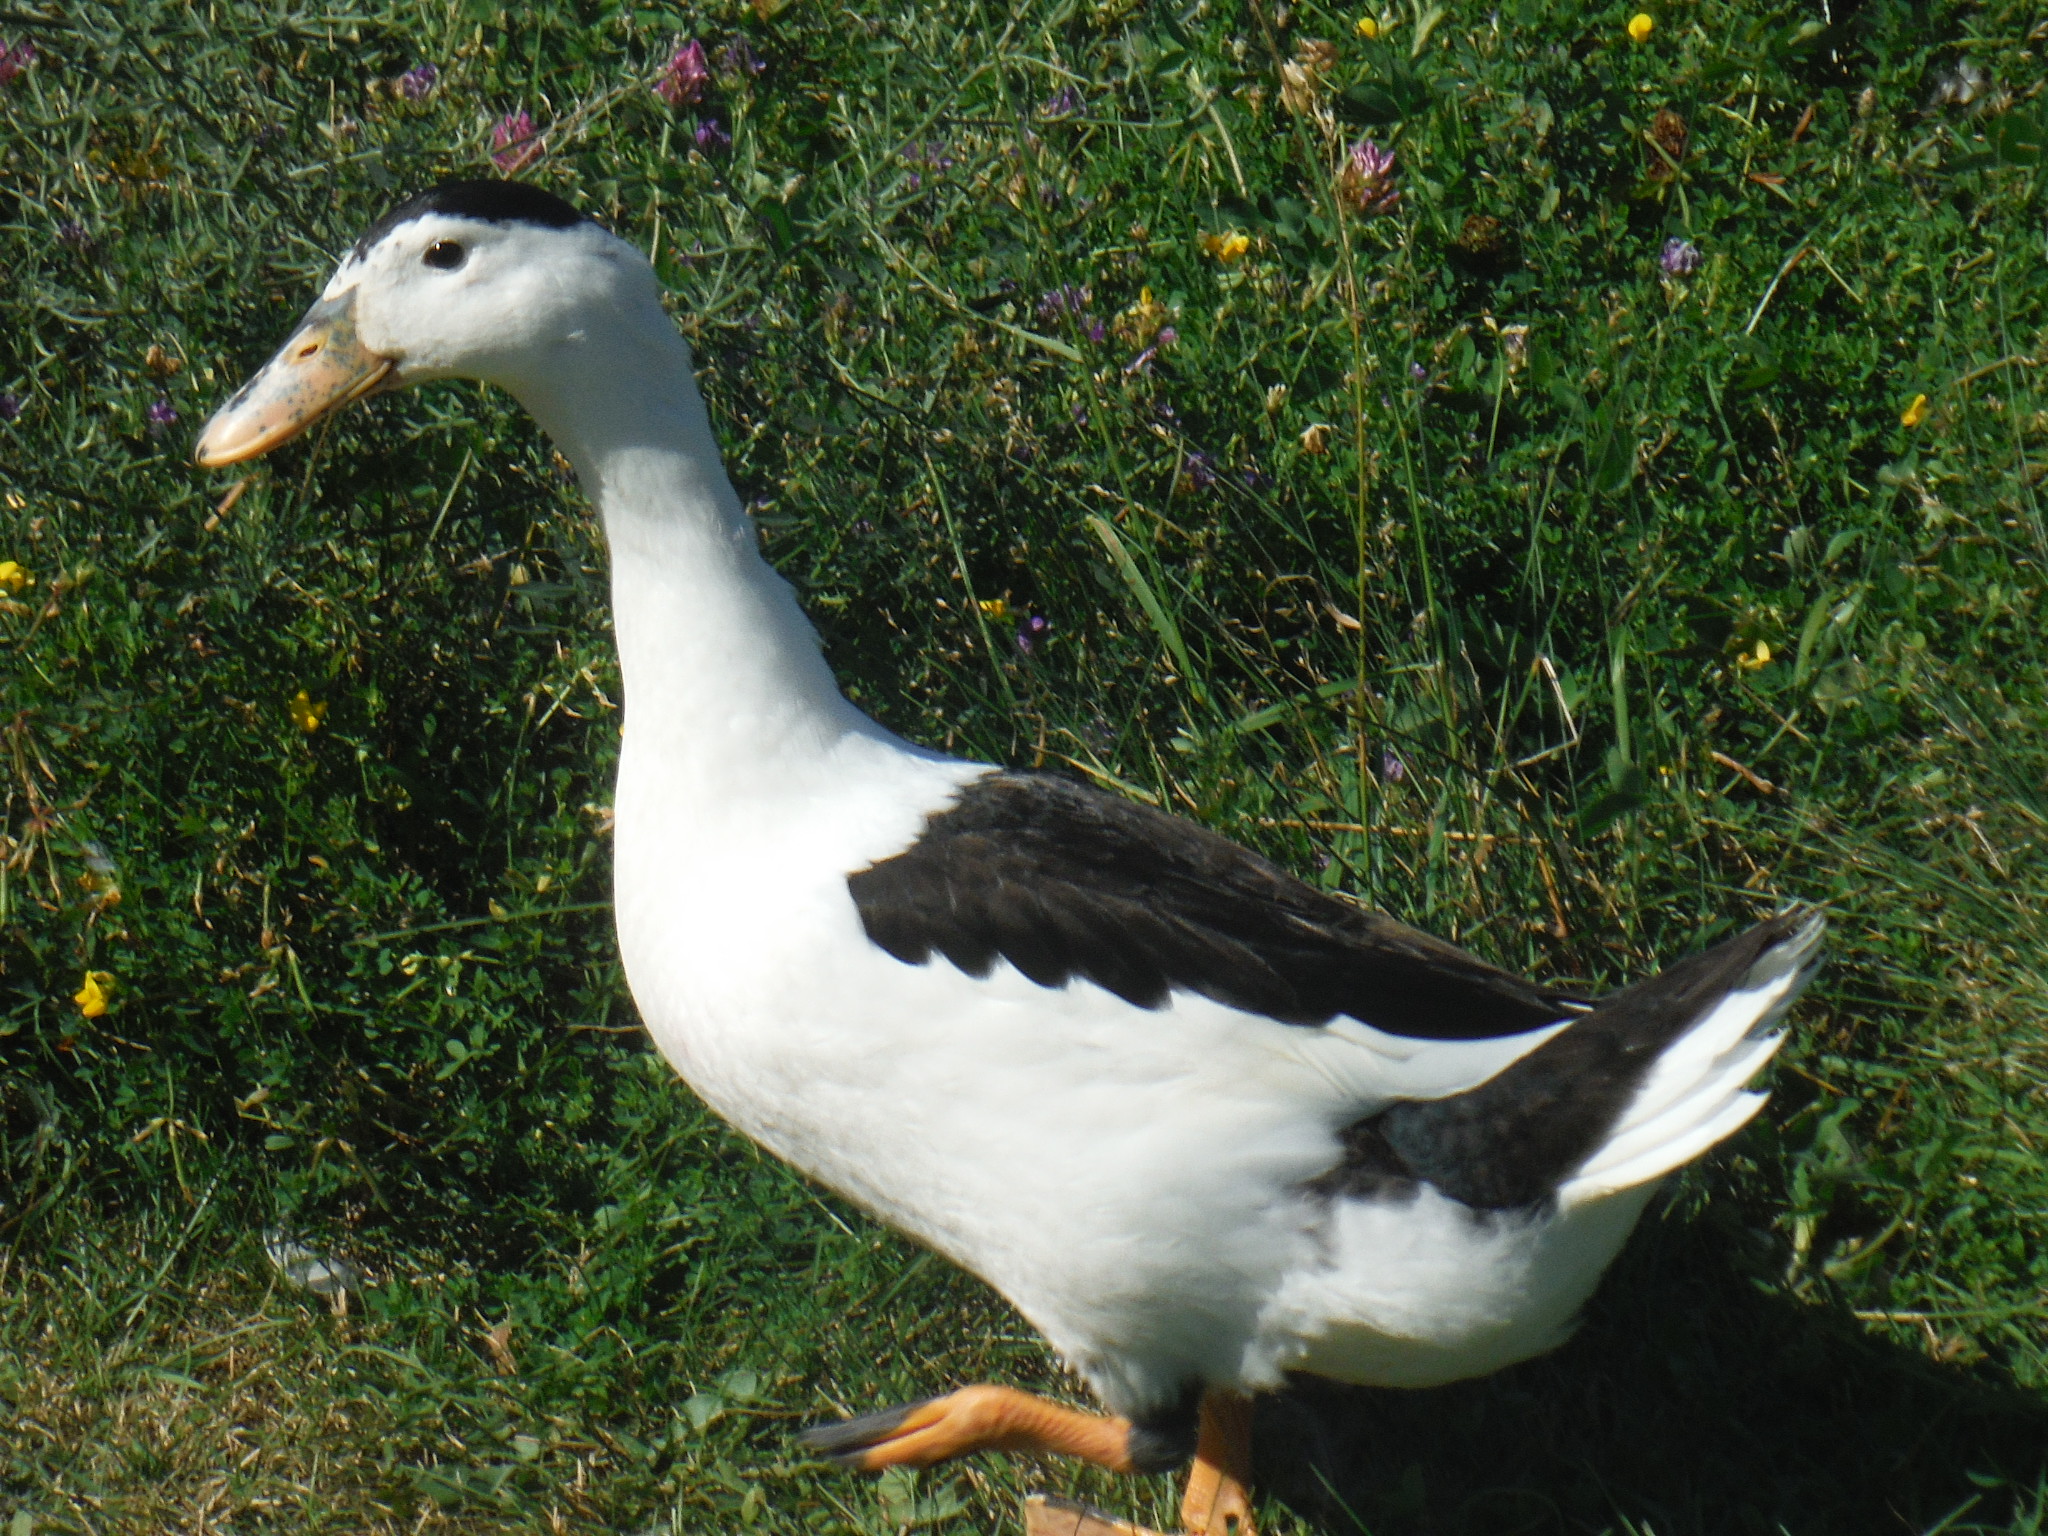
[352,178,589,260]
[847,771,1580,1041]
[1308,910,1818,1211]
[1308,1119,1424,1204]
[1124,1382,1203,1474]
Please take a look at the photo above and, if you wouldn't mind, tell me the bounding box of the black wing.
[847,772,1580,1041]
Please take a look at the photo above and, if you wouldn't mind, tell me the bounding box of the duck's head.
[195,179,658,467]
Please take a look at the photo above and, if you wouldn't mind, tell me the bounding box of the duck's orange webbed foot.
[1024,1492,1166,1536]
[798,1384,1140,1473]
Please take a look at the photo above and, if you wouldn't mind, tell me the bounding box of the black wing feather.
[847,772,1577,1040]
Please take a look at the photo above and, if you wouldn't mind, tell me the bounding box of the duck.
[195,179,1823,1536]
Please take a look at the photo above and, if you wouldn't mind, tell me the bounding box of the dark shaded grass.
[1261,1213,2048,1536]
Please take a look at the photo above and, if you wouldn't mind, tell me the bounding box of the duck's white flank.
[290,208,1816,1420]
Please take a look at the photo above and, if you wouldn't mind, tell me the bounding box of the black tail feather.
[1311,911,1823,1211]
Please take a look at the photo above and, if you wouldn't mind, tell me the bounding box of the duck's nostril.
[296,342,320,359]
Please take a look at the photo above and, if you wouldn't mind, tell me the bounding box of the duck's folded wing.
[848,771,1580,1042]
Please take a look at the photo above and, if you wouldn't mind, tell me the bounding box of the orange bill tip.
[194,292,396,467]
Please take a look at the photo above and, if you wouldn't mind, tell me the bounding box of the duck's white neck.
[508,314,881,787]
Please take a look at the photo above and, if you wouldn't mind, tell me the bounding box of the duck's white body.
[201,193,1820,1432]
[473,220,1800,1416]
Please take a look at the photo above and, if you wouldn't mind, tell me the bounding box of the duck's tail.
[1349,909,1825,1213]
[1553,909,1824,1208]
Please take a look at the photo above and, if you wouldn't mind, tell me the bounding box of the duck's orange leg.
[802,1383,1252,1536]
[1178,1390,1256,1536]
[799,1384,1144,1473]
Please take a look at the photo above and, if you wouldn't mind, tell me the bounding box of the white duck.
[196,180,1823,1536]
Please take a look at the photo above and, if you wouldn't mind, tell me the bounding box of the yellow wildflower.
[1627,12,1653,41]
[1200,230,1251,263]
[74,971,114,1019]
[1356,15,1380,37]
[1299,422,1334,455]
[977,596,1011,621]
[0,560,30,593]
[288,689,329,733]
[1112,286,1170,347]
[1900,393,1929,428]
[1737,639,1772,671]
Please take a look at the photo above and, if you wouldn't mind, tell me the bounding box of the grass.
[2,0,2047,1530]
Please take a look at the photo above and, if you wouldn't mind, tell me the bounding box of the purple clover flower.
[0,392,21,422]
[1041,84,1084,118]
[656,39,710,107]
[1040,286,1105,348]
[694,118,731,152]
[1410,361,1429,382]
[0,38,35,87]
[1338,137,1400,216]
[1660,237,1703,277]
[1155,326,1178,348]
[56,220,92,253]
[1179,450,1217,492]
[491,110,541,174]
[146,397,178,437]
[1036,283,1092,324]
[398,62,438,101]
[716,38,766,78]
[1015,613,1051,656]
[1380,747,1407,782]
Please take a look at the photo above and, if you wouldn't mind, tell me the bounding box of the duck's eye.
[423,240,467,270]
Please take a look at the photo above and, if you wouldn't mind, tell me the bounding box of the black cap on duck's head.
[195,178,662,467]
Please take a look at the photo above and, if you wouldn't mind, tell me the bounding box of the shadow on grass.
[1254,1219,2048,1536]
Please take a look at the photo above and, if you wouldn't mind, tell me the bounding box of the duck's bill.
[193,291,397,468]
